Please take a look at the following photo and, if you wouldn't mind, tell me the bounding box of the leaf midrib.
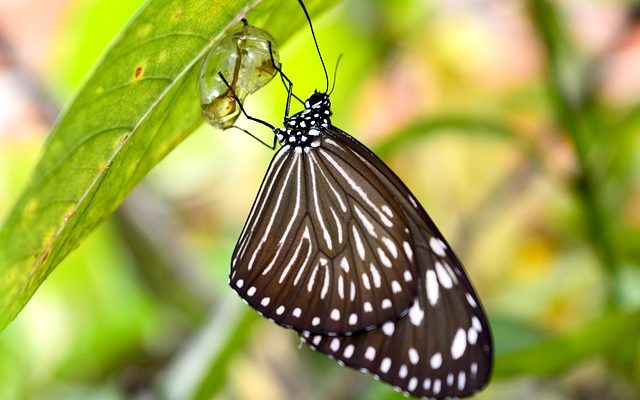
[5,0,264,311]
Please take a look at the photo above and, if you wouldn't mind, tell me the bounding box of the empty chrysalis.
[198,20,280,129]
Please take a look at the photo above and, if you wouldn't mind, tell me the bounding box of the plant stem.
[530,0,623,307]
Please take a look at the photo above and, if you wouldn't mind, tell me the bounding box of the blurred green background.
[1,0,640,399]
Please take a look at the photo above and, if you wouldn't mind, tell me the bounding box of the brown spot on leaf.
[119,133,130,145]
[134,66,143,80]
[63,208,75,224]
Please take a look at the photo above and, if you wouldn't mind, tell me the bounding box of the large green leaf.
[0,0,338,332]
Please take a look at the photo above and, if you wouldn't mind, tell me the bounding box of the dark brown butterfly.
[225,2,493,398]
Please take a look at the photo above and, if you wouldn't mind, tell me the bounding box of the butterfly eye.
[198,22,280,129]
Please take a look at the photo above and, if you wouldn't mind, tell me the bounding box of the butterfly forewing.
[230,139,423,335]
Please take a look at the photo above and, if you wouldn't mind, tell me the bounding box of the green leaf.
[0,0,338,332]
[494,309,640,378]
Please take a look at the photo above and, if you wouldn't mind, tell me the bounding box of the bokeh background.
[1,0,640,399]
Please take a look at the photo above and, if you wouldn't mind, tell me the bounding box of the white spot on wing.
[320,265,330,299]
[343,344,355,358]
[380,357,392,373]
[408,377,417,392]
[349,280,356,301]
[307,264,319,292]
[472,316,483,332]
[430,352,442,369]
[352,226,366,261]
[365,346,376,361]
[468,327,478,344]
[381,237,398,258]
[444,261,459,284]
[458,371,466,391]
[435,261,453,289]
[429,237,447,257]
[403,270,412,282]
[408,301,424,326]
[370,264,382,288]
[471,362,478,377]
[402,241,413,262]
[451,328,467,359]
[408,348,419,365]
[377,247,392,268]
[362,273,371,290]
[340,257,349,272]
[382,322,395,336]
[433,379,441,395]
[466,292,477,308]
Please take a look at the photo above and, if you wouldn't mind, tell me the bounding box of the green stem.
[530,0,623,306]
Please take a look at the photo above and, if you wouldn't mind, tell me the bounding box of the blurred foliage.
[0,0,639,399]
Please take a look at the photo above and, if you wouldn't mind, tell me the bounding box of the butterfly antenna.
[328,54,342,95]
[297,0,329,93]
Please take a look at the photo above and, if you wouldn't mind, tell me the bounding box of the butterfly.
[223,2,493,398]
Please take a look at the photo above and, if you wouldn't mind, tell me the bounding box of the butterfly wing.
[300,127,493,398]
[231,142,422,335]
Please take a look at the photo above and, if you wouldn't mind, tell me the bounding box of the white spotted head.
[277,90,332,150]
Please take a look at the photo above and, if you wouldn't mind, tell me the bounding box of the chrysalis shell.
[199,22,280,129]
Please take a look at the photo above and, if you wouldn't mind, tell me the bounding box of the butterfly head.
[304,90,330,110]
[276,90,332,152]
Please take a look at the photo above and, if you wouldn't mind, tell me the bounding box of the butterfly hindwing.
[299,127,493,398]
[302,217,492,399]
[230,139,422,335]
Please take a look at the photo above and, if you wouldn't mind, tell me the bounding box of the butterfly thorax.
[275,91,332,153]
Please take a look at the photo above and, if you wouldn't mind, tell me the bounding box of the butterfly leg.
[229,126,276,149]
[217,71,277,149]
[267,41,302,120]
